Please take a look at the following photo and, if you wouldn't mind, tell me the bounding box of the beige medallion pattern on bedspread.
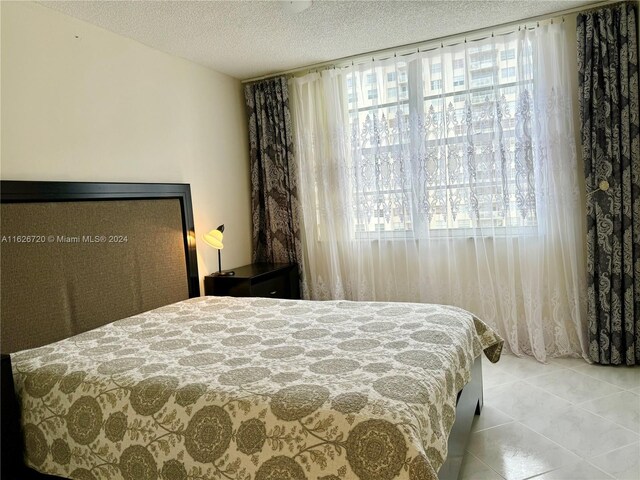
[12,296,503,480]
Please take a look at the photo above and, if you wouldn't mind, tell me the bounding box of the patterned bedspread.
[12,296,502,480]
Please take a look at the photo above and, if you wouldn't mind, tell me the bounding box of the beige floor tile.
[591,442,640,480]
[526,369,622,404]
[461,353,640,480]
[573,364,640,390]
[527,460,613,479]
[520,401,639,459]
[485,380,572,421]
[579,391,640,433]
[471,405,514,432]
[483,364,520,389]
[492,354,563,380]
[548,357,593,370]
[467,422,580,480]
[460,452,505,480]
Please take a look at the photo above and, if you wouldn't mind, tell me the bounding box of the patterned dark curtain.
[245,77,303,276]
[578,2,639,365]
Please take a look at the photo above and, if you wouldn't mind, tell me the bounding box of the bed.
[0,181,503,480]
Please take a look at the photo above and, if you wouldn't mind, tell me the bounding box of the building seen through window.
[343,41,536,237]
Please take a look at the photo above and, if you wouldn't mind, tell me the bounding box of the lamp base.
[212,270,235,277]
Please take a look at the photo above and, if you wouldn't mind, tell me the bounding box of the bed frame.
[0,181,483,480]
[440,357,483,480]
[1,181,200,479]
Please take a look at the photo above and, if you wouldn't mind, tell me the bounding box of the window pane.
[345,41,536,236]
[500,49,515,61]
[501,67,516,78]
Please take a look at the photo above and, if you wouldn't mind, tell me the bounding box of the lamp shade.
[203,229,224,250]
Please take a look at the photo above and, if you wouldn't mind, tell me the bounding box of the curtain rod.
[242,0,618,84]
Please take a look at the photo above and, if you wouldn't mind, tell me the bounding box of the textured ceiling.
[41,1,598,80]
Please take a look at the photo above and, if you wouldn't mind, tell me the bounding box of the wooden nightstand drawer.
[251,274,289,298]
[204,263,300,299]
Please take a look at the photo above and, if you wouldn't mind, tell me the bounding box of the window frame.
[344,51,537,240]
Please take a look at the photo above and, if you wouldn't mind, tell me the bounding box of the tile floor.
[460,354,640,480]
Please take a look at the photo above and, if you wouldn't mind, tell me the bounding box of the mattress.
[11,296,503,480]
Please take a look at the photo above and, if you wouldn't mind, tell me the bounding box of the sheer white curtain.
[290,24,588,361]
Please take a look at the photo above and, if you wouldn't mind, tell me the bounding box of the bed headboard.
[0,181,200,353]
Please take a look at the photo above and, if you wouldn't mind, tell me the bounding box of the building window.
[453,93,466,103]
[500,49,516,61]
[345,41,536,235]
[430,63,442,75]
[471,70,494,87]
[501,67,516,78]
[387,72,396,82]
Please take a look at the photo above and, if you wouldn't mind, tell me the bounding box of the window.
[366,73,377,84]
[471,69,494,87]
[453,93,466,103]
[453,59,464,69]
[387,72,396,82]
[502,67,516,78]
[470,50,496,69]
[346,42,536,236]
[367,89,378,100]
[431,63,442,75]
[501,49,515,61]
[471,90,490,104]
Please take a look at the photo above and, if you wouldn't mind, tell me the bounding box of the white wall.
[0,1,252,290]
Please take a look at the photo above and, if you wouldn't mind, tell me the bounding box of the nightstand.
[204,263,300,299]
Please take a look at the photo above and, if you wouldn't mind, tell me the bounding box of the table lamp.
[203,224,235,276]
